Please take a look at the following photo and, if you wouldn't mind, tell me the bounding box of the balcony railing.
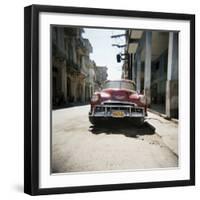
[66,59,81,72]
[76,38,86,50]
[76,38,93,53]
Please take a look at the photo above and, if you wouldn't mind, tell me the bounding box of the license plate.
[112,111,125,118]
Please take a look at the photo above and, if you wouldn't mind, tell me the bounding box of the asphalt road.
[52,105,178,173]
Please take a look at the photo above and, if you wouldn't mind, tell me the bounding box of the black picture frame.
[24,4,195,196]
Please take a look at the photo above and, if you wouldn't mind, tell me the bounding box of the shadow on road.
[89,121,155,138]
[53,103,89,110]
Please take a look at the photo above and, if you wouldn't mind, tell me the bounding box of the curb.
[147,108,178,124]
[147,109,178,156]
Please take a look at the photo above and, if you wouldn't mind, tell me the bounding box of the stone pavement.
[147,110,178,156]
[52,105,178,173]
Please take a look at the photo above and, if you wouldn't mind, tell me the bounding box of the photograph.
[24,5,195,195]
[51,26,179,174]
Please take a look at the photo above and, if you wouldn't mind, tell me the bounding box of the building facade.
[124,30,178,118]
[52,27,96,108]
[94,66,108,91]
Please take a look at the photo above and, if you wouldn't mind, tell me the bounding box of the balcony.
[76,38,93,55]
[66,59,81,73]
[52,43,65,61]
[76,38,87,55]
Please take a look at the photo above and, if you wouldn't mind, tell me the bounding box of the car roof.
[104,79,136,85]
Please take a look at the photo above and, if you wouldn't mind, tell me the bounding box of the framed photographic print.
[24,4,195,195]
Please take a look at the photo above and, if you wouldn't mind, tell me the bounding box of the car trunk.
[102,88,134,102]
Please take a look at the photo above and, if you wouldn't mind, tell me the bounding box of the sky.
[82,28,126,80]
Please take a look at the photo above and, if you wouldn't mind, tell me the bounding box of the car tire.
[89,117,100,126]
[133,117,144,127]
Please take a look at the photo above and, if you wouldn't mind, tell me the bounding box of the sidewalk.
[147,110,178,156]
[53,102,89,110]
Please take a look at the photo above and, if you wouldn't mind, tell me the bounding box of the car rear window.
[103,81,136,91]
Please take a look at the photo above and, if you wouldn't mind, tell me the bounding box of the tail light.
[91,94,99,102]
[139,95,146,104]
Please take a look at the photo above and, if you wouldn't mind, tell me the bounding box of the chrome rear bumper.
[89,104,145,118]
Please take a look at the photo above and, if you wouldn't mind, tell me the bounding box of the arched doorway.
[67,77,72,102]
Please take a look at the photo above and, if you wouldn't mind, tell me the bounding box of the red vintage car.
[89,79,147,125]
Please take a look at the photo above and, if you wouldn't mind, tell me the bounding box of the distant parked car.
[89,79,147,126]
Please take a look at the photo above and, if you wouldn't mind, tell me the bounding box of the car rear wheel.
[89,117,103,126]
[132,117,144,127]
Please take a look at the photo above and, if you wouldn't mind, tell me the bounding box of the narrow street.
[52,105,178,173]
